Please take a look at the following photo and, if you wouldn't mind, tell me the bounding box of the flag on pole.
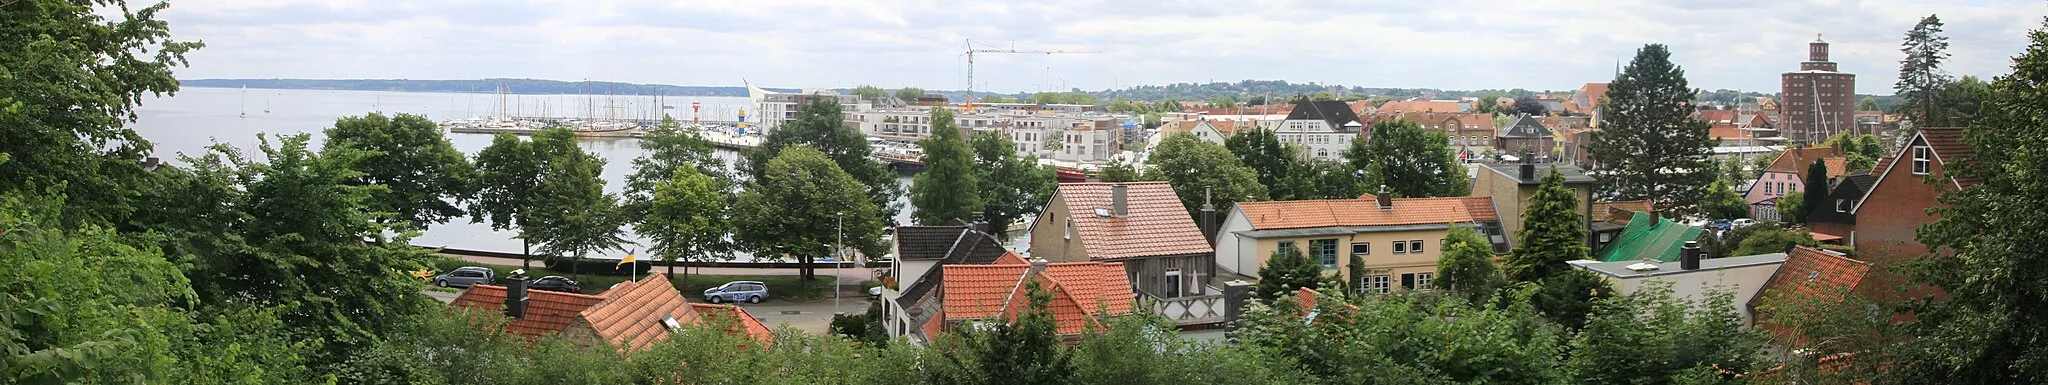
[617,248,637,267]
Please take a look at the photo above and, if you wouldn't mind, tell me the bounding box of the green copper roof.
[1596,212,1704,263]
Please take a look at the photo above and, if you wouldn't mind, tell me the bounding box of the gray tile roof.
[1478,162,1597,185]
[1497,114,1554,139]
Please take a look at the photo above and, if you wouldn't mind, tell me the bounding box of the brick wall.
[1851,147,1951,262]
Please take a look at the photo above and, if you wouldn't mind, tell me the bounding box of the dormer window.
[1911,146,1931,175]
[1836,199,1851,213]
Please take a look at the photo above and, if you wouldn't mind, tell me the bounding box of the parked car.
[704,281,768,304]
[433,266,495,288]
[868,286,883,299]
[528,276,581,293]
[1710,219,1733,231]
[1732,218,1758,229]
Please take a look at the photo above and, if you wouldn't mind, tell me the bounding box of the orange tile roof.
[1764,147,1846,178]
[1581,83,1610,108]
[941,262,1136,335]
[1709,123,1744,141]
[942,264,1031,321]
[1377,100,1463,114]
[994,251,1029,265]
[1454,196,1500,222]
[581,273,701,352]
[688,303,775,343]
[1917,128,1977,188]
[1697,109,1739,124]
[1237,196,1475,230]
[1750,247,1871,311]
[581,273,773,352]
[1053,182,1212,260]
[450,284,608,338]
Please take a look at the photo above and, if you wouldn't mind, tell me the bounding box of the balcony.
[1146,286,1226,326]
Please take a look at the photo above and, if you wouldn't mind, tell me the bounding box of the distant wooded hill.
[180,78,796,96]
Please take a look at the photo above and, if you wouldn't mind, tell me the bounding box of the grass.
[429,257,832,301]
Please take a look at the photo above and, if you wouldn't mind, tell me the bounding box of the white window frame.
[1911,146,1931,175]
[1415,272,1434,290]
[1368,274,1392,294]
[1351,242,1370,256]
[1392,241,1407,254]
[1163,269,1183,298]
[1408,240,1424,254]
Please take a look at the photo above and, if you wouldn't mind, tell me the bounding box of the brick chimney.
[504,270,529,319]
[1375,185,1393,210]
[1111,183,1129,217]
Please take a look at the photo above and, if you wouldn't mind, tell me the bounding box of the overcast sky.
[160,0,2048,95]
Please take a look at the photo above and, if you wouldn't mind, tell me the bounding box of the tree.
[1801,159,1830,224]
[1311,91,1336,101]
[733,146,883,290]
[894,87,926,102]
[1476,95,1502,114]
[1207,94,1238,108]
[1589,44,1718,217]
[1733,227,1817,256]
[1346,253,1369,295]
[527,134,629,273]
[624,116,727,220]
[1344,120,1468,198]
[1535,269,1614,331]
[1504,167,1589,283]
[746,98,902,252]
[469,133,546,267]
[1254,244,1323,301]
[1513,95,1548,116]
[1941,75,1994,127]
[926,281,1074,385]
[1901,26,2048,380]
[1825,133,1883,173]
[0,0,202,227]
[1897,15,1953,127]
[1565,284,1767,383]
[324,112,472,231]
[1776,191,1806,224]
[1098,157,1141,183]
[1226,127,1300,200]
[1436,226,1505,306]
[971,132,1056,240]
[851,85,889,101]
[911,108,983,225]
[1144,134,1268,218]
[642,166,730,287]
[1857,96,1881,111]
[1702,179,1749,220]
[1289,158,1366,200]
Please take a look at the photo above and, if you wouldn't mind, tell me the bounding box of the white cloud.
[159,0,2048,94]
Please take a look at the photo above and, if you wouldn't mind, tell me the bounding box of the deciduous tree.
[894,87,926,102]
[746,98,901,253]
[733,146,883,288]
[1226,127,1300,200]
[624,116,727,220]
[324,112,473,230]
[1144,133,1268,218]
[1254,244,1322,301]
[1436,225,1505,306]
[1344,120,1467,198]
[971,132,1055,239]
[1565,284,1766,383]
[1513,95,1547,116]
[528,135,629,273]
[911,108,983,225]
[642,166,730,287]
[1589,44,1717,216]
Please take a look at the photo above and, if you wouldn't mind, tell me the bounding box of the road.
[440,253,874,285]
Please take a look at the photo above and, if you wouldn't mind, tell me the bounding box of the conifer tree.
[1345,253,1369,295]
[1588,44,1716,216]
[1897,14,1953,127]
[1436,225,1505,306]
[911,108,982,225]
[1800,159,1829,225]
[1504,166,1589,283]
[1255,243,1323,301]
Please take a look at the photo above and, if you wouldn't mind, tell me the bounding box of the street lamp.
[835,211,844,312]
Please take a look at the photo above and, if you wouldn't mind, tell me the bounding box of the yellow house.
[1216,191,1500,293]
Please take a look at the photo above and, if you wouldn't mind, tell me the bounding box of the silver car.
[704,281,768,304]
[433,266,495,288]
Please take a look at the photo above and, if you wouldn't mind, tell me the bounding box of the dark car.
[529,276,581,293]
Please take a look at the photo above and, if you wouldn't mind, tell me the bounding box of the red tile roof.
[1591,200,1653,216]
[1377,100,1463,114]
[1238,196,1475,230]
[1750,246,1871,311]
[582,273,702,352]
[942,264,1032,321]
[994,251,1029,265]
[1454,196,1500,222]
[941,262,1136,335]
[1053,182,1212,260]
[1697,109,1739,124]
[1764,147,1847,178]
[688,303,775,343]
[1918,128,1978,187]
[450,284,608,338]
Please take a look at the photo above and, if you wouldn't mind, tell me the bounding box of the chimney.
[1029,257,1049,275]
[1518,161,1535,182]
[1681,241,1702,271]
[1199,188,1218,244]
[1375,185,1393,210]
[504,270,529,319]
[970,219,990,234]
[1222,280,1253,338]
[1111,183,1129,217]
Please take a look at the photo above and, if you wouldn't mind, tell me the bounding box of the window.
[1351,242,1370,256]
[1911,146,1931,175]
[1400,273,1417,290]
[1311,239,1338,269]
[1392,241,1407,254]
[1415,273,1434,290]
[1164,269,1183,298]
[1837,199,1851,213]
[1408,240,1424,253]
[1277,240,1296,254]
[1367,275,1392,294]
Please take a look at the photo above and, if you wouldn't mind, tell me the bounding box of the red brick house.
[1846,128,1972,264]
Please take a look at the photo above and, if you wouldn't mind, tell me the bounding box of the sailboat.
[239,86,248,119]
[264,93,271,114]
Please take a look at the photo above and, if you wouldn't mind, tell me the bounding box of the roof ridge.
[468,283,610,300]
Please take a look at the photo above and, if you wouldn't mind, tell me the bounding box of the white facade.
[1273,118,1358,160]
[746,85,874,133]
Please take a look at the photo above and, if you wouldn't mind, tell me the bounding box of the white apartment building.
[746,85,875,134]
[1274,100,1365,160]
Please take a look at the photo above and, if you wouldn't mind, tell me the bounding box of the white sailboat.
[239,85,248,119]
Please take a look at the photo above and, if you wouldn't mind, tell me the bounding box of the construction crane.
[962,39,1097,111]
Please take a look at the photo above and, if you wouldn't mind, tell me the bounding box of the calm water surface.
[132,87,917,256]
